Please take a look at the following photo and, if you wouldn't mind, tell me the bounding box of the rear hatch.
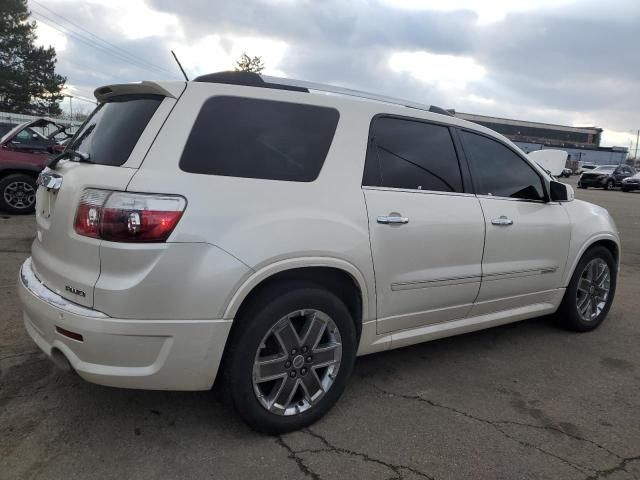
[31,81,184,308]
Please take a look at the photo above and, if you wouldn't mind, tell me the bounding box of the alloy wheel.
[576,258,610,322]
[3,180,36,210]
[252,309,342,416]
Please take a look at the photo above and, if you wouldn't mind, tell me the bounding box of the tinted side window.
[180,96,339,182]
[363,117,462,192]
[460,131,545,201]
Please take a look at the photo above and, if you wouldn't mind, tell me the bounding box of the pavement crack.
[584,455,640,480]
[368,383,602,476]
[276,435,322,480]
[303,427,435,480]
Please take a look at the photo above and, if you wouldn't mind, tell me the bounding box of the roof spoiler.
[94,81,179,103]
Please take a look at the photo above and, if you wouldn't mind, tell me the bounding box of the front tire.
[225,283,357,434]
[557,246,617,332]
[604,179,615,190]
[0,174,37,214]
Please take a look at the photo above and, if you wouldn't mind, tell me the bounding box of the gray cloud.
[38,0,640,141]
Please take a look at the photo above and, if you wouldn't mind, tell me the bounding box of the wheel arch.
[563,234,620,287]
[223,257,371,337]
[0,167,40,180]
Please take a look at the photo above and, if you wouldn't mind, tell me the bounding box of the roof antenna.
[171,50,189,81]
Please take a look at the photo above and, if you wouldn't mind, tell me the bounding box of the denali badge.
[65,286,86,297]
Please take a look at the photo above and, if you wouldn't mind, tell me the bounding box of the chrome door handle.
[491,216,513,226]
[377,215,409,224]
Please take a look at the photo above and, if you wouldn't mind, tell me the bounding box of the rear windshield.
[68,95,162,166]
[180,96,339,182]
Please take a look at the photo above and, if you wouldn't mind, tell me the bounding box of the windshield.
[67,94,162,166]
[593,166,615,172]
[0,121,29,145]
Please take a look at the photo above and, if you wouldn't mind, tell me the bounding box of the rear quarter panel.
[126,83,378,321]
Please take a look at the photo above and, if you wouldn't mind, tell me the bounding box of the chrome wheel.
[3,180,36,210]
[253,309,342,416]
[576,258,610,322]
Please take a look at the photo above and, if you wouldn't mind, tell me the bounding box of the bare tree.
[234,52,265,73]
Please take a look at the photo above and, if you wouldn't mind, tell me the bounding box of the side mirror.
[550,180,574,202]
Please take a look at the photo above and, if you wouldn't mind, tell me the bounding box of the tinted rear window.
[179,96,339,182]
[68,95,162,166]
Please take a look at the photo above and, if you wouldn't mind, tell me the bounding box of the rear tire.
[0,174,37,214]
[225,282,357,434]
[604,179,614,190]
[557,246,616,332]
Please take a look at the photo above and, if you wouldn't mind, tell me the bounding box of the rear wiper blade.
[48,149,92,169]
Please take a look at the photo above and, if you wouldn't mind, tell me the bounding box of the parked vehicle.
[0,118,72,213]
[576,164,597,174]
[621,172,640,192]
[18,72,620,434]
[578,165,635,190]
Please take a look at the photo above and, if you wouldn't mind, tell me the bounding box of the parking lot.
[1,176,638,480]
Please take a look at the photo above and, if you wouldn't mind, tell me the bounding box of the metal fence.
[0,111,83,137]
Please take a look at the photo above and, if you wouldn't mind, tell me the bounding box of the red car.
[0,119,72,214]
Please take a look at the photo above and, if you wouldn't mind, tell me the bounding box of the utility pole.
[635,129,639,161]
[69,95,73,122]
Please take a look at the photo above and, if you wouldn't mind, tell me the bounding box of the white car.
[18,72,620,433]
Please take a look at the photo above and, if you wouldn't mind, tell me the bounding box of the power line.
[30,0,178,78]
[31,10,180,79]
[31,11,166,76]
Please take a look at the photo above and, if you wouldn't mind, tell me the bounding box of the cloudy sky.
[31,0,639,148]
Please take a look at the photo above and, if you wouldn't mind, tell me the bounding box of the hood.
[0,118,66,145]
[528,149,567,177]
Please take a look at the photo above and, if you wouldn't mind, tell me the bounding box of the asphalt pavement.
[1,176,639,480]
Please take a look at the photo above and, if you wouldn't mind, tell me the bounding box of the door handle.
[491,216,513,226]
[377,215,409,224]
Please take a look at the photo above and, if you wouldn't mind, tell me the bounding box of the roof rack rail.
[193,71,452,115]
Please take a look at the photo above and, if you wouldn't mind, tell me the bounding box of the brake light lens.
[74,189,186,242]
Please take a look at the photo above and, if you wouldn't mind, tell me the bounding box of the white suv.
[18,72,620,433]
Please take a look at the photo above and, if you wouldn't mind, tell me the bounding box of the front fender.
[561,200,621,286]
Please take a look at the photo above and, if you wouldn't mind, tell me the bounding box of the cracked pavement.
[1,178,639,479]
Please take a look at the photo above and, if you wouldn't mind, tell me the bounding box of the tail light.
[74,189,186,242]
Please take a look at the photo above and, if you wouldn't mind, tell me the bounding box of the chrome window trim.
[362,185,477,198]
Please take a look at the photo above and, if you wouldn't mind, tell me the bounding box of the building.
[456,112,628,166]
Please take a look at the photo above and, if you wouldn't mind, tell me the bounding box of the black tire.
[0,173,37,214]
[224,282,357,434]
[557,246,617,332]
[604,179,614,190]
[621,187,630,192]
[578,183,586,189]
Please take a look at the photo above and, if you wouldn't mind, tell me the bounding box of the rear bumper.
[18,257,232,390]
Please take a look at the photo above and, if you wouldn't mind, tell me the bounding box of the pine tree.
[0,0,66,115]
[234,52,265,74]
